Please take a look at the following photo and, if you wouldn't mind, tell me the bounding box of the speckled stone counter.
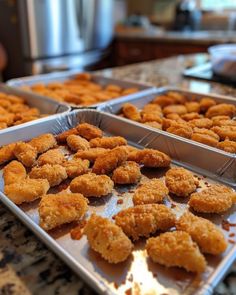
[1,54,236,295]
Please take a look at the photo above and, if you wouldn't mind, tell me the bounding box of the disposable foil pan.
[6,70,153,108]
[0,110,236,295]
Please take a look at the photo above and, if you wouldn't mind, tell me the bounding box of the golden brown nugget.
[13,142,37,167]
[56,128,79,143]
[90,136,127,149]
[105,84,122,92]
[76,123,102,140]
[128,148,171,168]
[206,103,236,118]
[141,112,162,124]
[0,143,16,165]
[115,204,175,240]
[212,126,236,141]
[189,184,236,213]
[163,105,187,116]
[133,178,168,205]
[166,122,193,139]
[112,161,141,184]
[165,167,198,197]
[142,103,162,114]
[189,118,213,129]
[66,135,90,151]
[167,91,186,104]
[4,178,49,205]
[0,113,15,126]
[185,101,200,113]
[29,133,56,154]
[162,117,186,130]
[92,146,128,175]
[63,158,89,178]
[0,122,7,129]
[181,112,202,121]
[84,214,133,264]
[74,148,109,162]
[144,121,162,129]
[146,231,206,273]
[191,128,220,147]
[37,149,65,166]
[29,164,67,187]
[217,140,236,153]
[166,113,182,120]
[39,193,88,231]
[152,95,175,107]
[70,173,114,197]
[212,115,231,126]
[200,97,216,112]
[3,160,26,185]
[176,212,227,255]
[122,87,138,96]
[122,103,141,122]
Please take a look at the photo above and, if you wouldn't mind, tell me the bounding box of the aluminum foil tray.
[0,109,236,295]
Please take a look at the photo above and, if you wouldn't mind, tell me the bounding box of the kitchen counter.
[1,54,236,295]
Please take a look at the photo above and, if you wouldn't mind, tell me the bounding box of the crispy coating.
[66,135,90,151]
[146,231,206,273]
[133,178,168,205]
[163,105,187,116]
[176,212,227,255]
[76,123,103,140]
[141,112,163,123]
[56,128,79,143]
[181,112,202,121]
[3,160,26,185]
[189,184,236,213]
[212,115,231,126]
[90,136,127,149]
[185,102,200,113]
[211,126,236,141]
[84,214,133,264]
[0,113,15,126]
[166,121,193,139]
[167,91,186,104]
[191,128,219,147]
[112,161,141,184]
[128,148,171,168]
[29,133,56,154]
[70,173,114,197]
[13,142,37,167]
[199,97,216,112]
[115,204,176,240]
[74,148,109,162]
[0,143,16,165]
[39,193,88,231]
[4,178,50,205]
[122,103,141,121]
[206,103,236,118]
[92,146,128,175]
[165,167,198,197]
[144,121,162,129]
[152,95,175,107]
[142,103,162,114]
[217,140,236,153]
[63,158,90,178]
[29,164,67,187]
[37,149,65,166]
[189,118,213,129]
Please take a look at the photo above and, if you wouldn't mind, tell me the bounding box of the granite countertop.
[1,54,236,295]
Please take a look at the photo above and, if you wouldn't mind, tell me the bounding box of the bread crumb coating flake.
[3,160,26,185]
[84,214,133,264]
[112,161,141,184]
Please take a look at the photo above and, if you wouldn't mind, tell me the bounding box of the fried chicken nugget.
[84,214,133,264]
[0,143,16,165]
[29,133,56,154]
[92,146,128,175]
[144,121,162,130]
[112,161,141,184]
[3,160,26,185]
[211,126,236,141]
[70,173,113,197]
[37,149,65,166]
[152,95,175,107]
[199,97,216,112]
[146,231,206,273]
[133,178,168,205]
[76,123,103,140]
[189,184,236,213]
[176,212,227,255]
[74,148,109,162]
[63,158,90,178]
[191,128,219,147]
[163,105,187,116]
[217,140,236,153]
[4,179,50,205]
[29,164,67,187]
[206,103,236,118]
[165,167,198,197]
[56,128,79,143]
[66,135,90,151]
[90,136,127,149]
[13,142,37,167]
[122,103,141,122]
[166,121,193,139]
[189,118,213,129]
[181,112,202,121]
[128,148,171,168]
[185,102,200,113]
[39,193,88,231]
[115,204,175,240]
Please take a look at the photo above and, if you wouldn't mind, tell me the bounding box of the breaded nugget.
[133,178,168,205]
[141,112,162,123]
[112,161,141,184]
[0,143,16,165]
[115,204,175,240]
[122,103,141,121]
[146,231,206,273]
[152,95,175,107]
[70,173,113,197]
[90,136,127,149]
[74,148,109,162]
[84,214,133,263]
[176,212,227,255]
[128,148,171,168]
[212,115,230,125]
[56,128,79,143]
[0,122,7,129]
[13,142,37,167]
[166,122,193,139]
[37,149,65,166]
[181,112,202,121]
[63,158,89,178]
[4,179,50,204]
[66,135,90,151]
[144,121,162,129]
[142,103,162,114]
[189,118,213,129]
[211,126,236,141]
[185,102,200,113]
[29,164,67,187]
[191,128,219,147]
[163,105,187,116]
[92,146,128,175]
[165,167,198,197]
[217,140,236,153]
[166,113,182,120]
[122,88,138,95]
[167,91,186,104]
[189,184,236,213]
[206,103,236,118]
[76,123,102,140]
[3,160,26,185]
[29,133,56,154]
[199,97,216,112]
[0,113,15,126]
[39,193,88,231]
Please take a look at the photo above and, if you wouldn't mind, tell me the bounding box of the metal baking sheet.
[6,70,154,108]
[0,109,236,295]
